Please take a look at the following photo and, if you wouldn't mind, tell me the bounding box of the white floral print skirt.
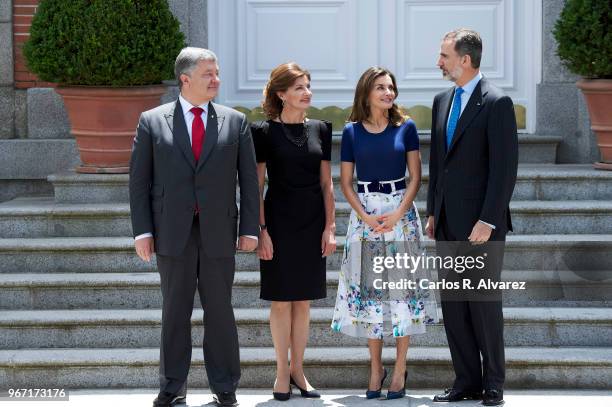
[331,189,439,339]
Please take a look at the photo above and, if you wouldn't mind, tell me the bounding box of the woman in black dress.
[252,62,336,400]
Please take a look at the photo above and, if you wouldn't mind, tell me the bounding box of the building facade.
[0,0,601,202]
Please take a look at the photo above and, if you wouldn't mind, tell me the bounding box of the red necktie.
[190,107,206,214]
[190,107,206,161]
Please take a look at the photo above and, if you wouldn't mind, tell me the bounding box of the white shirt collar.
[178,94,208,117]
[457,71,483,95]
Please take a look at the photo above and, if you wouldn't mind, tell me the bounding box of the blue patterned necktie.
[446,87,464,149]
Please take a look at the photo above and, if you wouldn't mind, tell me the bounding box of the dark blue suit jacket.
[427,77,519,239]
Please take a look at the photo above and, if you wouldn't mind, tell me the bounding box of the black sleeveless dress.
[251,119,332,301]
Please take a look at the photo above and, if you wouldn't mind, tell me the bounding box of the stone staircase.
[0,134,611,390]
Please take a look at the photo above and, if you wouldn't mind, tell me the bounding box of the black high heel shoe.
[272,379,291,401]
[365,367,388,399]
[290,376,321,398]
[385,371,408,400]
[272,389,291,401]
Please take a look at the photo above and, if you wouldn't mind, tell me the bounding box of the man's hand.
[237,236,258,251]
[425,216,435,240]
[135,237,155,262]
[468,221,492,244]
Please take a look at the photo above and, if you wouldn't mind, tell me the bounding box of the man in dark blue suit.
[425,29,518,406]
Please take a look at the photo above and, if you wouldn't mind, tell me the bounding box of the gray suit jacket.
[129,100,260,257]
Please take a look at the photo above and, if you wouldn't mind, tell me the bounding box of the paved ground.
[1,389,610,406]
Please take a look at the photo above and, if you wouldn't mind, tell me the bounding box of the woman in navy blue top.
[331,67,438,400]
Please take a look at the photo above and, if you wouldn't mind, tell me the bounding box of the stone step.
[1,270,610,310]
[47,171,128,204]
[17,388,612,406]
[0,139,79,203]
[0,135,559,204]
[336,201,612,235]
[328,133,561,165]
[0,346,609,389]
[3,197,612,238]
[48,164,612,204]
[0,235,610,273]
[331,164,612,203]
[0,197,131,238]
[1,307,610,349]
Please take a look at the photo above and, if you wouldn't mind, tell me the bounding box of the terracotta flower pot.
[56,85,167,174]
[576,79,612,171]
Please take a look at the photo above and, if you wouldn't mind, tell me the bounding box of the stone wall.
[11,0,56,138]
[536,0,599,163]
[0,0,14,139]
[169,0,208,49]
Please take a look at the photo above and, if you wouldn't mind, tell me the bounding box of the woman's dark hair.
[348,66,406,126]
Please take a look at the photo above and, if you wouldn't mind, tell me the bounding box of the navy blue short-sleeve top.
[340,119,419,181]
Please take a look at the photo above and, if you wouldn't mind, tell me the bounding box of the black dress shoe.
[433,388,482,402]
[213,391,238,406]
[482,389,504,406]
[290,376,320,398]
[152,391,186,407]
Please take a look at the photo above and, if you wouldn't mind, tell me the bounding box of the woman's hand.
[257,229,274,260]
[321,227,337,257]
[375,209,405,234]
[362,213,382,231]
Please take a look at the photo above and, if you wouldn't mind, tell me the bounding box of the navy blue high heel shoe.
[385,371,408,400]
[365,368,388,399]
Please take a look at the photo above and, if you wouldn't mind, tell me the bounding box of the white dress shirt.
[447,71,483,124]
[178,93,209,138]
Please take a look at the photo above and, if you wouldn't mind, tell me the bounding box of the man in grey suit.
[129,47,260,407]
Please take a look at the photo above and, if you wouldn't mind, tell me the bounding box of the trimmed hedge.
[23,0,186,86]
[553,0,612,79]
